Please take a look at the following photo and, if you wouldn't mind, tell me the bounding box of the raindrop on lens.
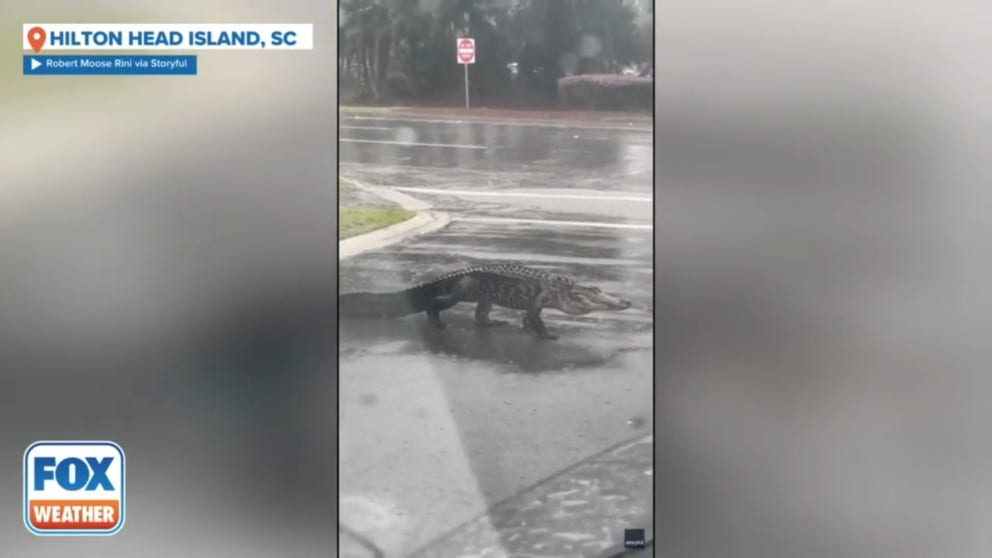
[579,35,602,58]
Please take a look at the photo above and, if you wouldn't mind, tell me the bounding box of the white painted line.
[453,216,653,230]
[342,114,652,132]
[391,186,651,203]
[340,138,488,149]
[340,125,395,131]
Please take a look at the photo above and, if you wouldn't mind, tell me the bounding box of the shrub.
[557,74,653,112]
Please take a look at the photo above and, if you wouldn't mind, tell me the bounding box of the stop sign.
[457,38,475,64]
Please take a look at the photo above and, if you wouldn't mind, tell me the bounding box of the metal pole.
[464,63,470,108]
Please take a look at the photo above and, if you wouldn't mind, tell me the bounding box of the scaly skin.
[339,264,632,339]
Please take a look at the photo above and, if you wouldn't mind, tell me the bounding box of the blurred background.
[656,1,992,557]
[1,0,337,555]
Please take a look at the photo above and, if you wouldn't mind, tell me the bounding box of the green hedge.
[557,75,653,111]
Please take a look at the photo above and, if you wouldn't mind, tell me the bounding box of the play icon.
[30,58,41,70]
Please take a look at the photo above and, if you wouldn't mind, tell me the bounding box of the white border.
[23,441,126,536]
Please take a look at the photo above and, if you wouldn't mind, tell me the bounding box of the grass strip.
[340,206,414,240]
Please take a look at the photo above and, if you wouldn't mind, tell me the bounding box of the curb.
[339,180,450,260]
[341,107,652,132]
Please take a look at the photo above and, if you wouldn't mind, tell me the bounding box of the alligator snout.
[602,296,633,310]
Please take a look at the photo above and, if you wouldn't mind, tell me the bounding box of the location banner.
[23,24,313,51]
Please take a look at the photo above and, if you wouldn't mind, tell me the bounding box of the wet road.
[338,115,654,555]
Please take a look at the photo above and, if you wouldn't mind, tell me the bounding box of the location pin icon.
[27,27,46,52]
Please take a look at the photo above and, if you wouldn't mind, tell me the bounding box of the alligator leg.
[474,298,506,327]
[425,306,447,328]
[425,276,474,329]
[524,295,557,340]
[426,296,459,328]
[527,312,557,340]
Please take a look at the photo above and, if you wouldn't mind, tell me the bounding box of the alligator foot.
[524,314,558,340]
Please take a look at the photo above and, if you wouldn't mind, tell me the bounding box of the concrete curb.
[341,108,652,132]
[339,180,450,260]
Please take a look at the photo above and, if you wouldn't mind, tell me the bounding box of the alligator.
[339,263,632,340]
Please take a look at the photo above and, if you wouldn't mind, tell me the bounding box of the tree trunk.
[371,37,381,100]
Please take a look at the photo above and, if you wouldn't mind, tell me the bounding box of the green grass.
[340,206,415,239]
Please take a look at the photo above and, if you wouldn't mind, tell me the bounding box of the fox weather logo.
[23,441,126,536]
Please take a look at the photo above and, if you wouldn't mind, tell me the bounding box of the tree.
[340,0,392,101]
[339,0,649,106]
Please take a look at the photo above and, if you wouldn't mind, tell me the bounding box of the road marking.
[391,186,651,203]
[453,216,652,230]
[340,124,637,142]
[340,125,395,131]
[342,115,652,132]
[340,138,488,149]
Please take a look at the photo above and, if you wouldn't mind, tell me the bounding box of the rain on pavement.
[338,114,653,556]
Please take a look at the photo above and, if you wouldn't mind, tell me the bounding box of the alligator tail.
[339,286,431,319]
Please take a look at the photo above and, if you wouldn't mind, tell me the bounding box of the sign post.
[456,37,475,108]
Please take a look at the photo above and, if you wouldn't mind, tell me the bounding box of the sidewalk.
[410,433,653,557]
[340,179,402,209]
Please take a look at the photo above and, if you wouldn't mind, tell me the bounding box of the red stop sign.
[457,38,475,64]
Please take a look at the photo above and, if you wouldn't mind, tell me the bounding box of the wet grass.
[340,206,414,239]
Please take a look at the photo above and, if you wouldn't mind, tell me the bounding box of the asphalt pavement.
[339,114,654,556]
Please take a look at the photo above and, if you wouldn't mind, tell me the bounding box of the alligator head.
[552,284,632,315]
